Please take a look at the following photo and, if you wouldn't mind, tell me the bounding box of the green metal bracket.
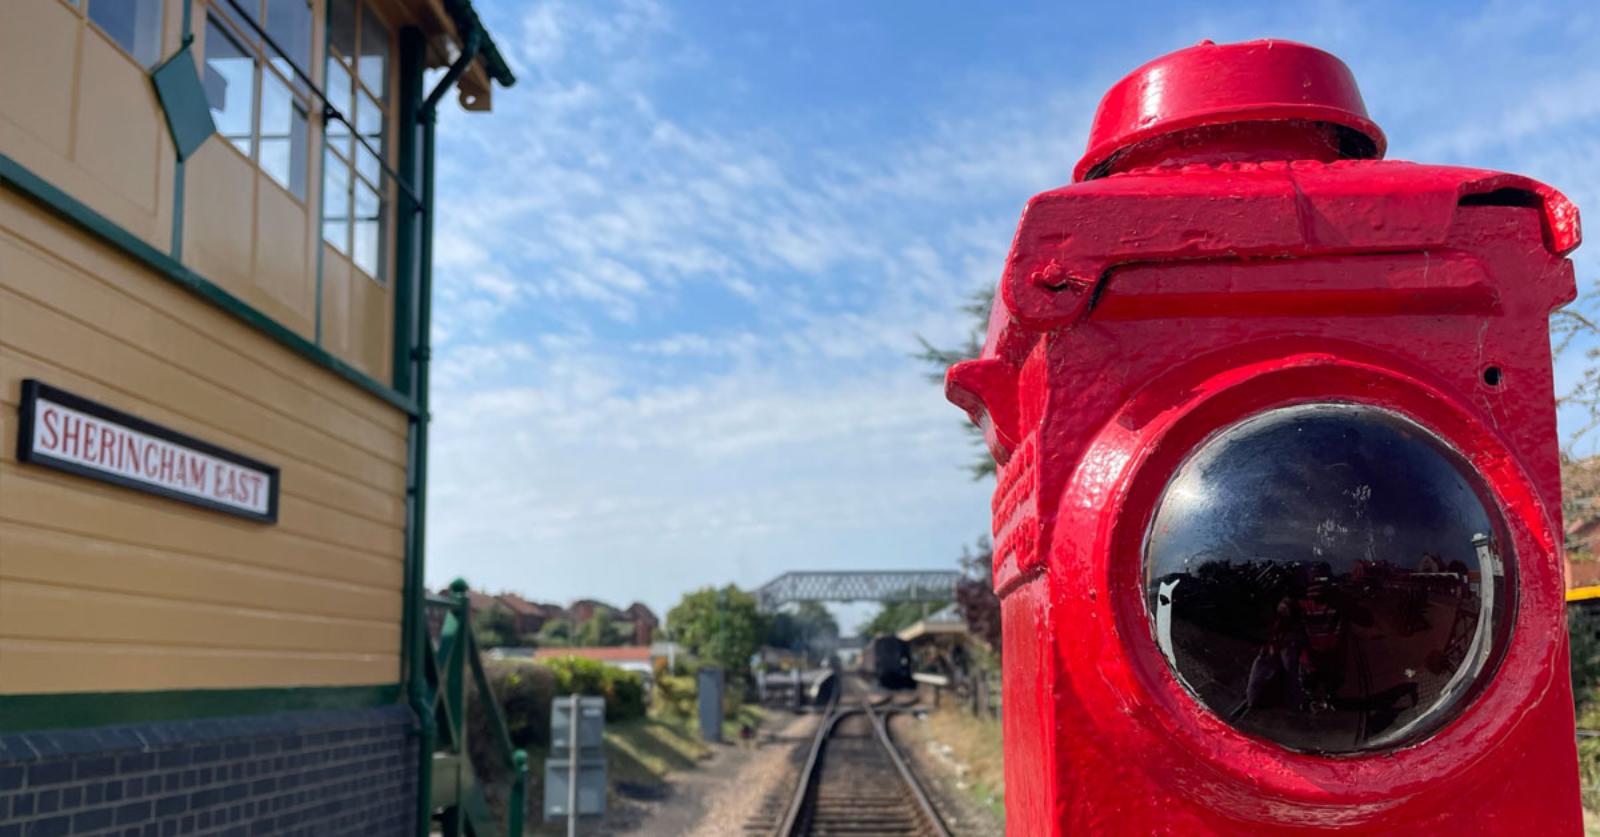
[421,581,528,837]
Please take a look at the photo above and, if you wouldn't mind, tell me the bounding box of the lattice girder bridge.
[755,570,963,611]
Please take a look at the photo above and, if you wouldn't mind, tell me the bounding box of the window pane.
[325,56,353,144]
[87,0,165,66]
[357,3,390,100]
[259,73,308,199]
[265,0,312,81]
[355,142,381,185]
[356,90,384,147]
[352,181,383,278]
[215,0,260,49]
[328,0,356,65]
[204,17,256,158]
[322,149,352,252]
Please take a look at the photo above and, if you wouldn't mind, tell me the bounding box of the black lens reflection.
[1144,403,1511,754]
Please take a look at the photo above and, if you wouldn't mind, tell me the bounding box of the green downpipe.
[394,25,431,837]
[170,0,193,259]
[392,27,424,398]
[410,26,482,837]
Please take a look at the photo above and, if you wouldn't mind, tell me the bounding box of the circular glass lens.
[1144,403,1512,754]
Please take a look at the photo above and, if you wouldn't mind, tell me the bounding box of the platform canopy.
[755,570,963,611]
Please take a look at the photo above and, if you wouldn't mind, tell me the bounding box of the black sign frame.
[16,379,280,524]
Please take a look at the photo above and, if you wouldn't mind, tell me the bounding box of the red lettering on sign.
[61,415,81,458]
[124,435,139,474]
[39,407,60,451]
[82,422,100,463]
[99,425,116,467]
[27,394,273,517]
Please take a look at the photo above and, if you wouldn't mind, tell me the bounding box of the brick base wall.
[0,705,416,836]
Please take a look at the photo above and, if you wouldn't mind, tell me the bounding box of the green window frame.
[322,0,393,284]
[200,0,314,202]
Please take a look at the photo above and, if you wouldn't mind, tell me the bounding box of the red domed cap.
[1074,39,1386,181]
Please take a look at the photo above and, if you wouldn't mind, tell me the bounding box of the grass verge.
[921,707,1005,821]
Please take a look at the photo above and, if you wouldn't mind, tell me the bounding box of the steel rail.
[774,686,843,836]
[864,699,953,837]
[774,679,950,837]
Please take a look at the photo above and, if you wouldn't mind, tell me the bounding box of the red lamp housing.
[948,39,1583,835]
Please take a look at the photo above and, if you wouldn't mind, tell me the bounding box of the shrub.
[1572,607,1600,716]
[540,655,647,721]
[653,675,696,719]
[468,661,558,762]
[1569,608,1600,811]
[464,657,648,791]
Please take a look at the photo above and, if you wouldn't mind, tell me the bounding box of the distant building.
[899,604,975,682]
[650,640,685,671]
[623,601,660,645]
[465,589,503,617]
[435,589,657,645]
[1563,455,1600,586]
[496,592,557,635]
[568,598,608,625]
[836,637,865,668]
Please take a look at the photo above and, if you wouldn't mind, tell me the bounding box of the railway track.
[748,679,951,837]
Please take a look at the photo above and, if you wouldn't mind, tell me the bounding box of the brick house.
[623,602,660,645]
[496,592,560,635]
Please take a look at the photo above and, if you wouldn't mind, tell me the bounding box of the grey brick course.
[0,706,415,835]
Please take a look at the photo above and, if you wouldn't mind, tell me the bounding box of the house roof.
[623,603,659,623]
[462,590,501,614]
[898,606,970,642]
[495,593,546,616]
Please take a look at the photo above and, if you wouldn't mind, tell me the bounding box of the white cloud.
[423,0,1600,613]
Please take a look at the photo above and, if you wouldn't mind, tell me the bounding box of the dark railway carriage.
[862,634,915,690]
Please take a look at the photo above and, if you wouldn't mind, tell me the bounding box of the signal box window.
[201,1,313,201]
[323,0,392,283]
[79,0,165,67]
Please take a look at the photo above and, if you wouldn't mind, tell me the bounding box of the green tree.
[765,601,840,661]
[575,616,627,647]
[916,292,1004,656]
[914,288,996,479]
[472,606,520,649]
[860,600,946,638]
[955,536,1002,654]
[536,618,573,648]
[1573,607,1600,716]
[1554,296,1600,450]
[667,585,765,674]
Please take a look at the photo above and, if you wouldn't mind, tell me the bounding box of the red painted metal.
[1075,40,1386,182]
[948,39,1584,835]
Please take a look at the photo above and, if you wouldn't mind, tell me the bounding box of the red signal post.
[947,40,1583,834]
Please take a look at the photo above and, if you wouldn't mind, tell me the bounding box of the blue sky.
[421,0,1600,621]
